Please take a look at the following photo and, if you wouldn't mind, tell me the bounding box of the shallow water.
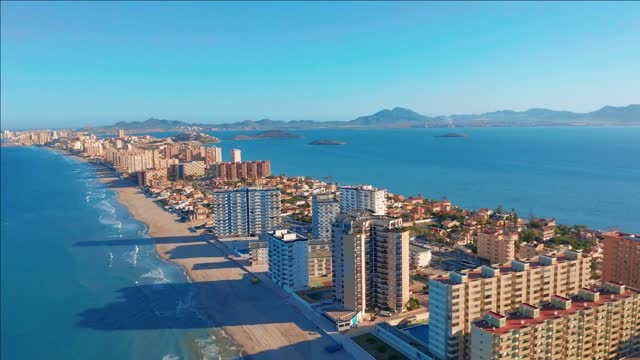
[1,146,242,360]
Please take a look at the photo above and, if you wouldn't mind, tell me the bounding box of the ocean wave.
[141,267,168,284]
[161,354,180,360]
[194,336,221,360]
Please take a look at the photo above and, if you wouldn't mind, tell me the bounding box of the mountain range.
[95,104,640,131]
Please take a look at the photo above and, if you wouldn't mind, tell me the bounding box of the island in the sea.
[309,139,346,145]
[232,130,303,140]
[435,132,468,138]
[171,132,221,143]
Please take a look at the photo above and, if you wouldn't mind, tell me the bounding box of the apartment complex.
[210,187,281,237]
[332,211,409,320]
[602,231,640,288]
[477,230,518,264]
[471,282,640,360]
[176,161,206,179]
[428,250,593,360]
[309,193,340,278]
[266,230,309,290]
[117,129,125,139]
[214,160,271,181]
[339,185,387,216]
[231,148,241,163]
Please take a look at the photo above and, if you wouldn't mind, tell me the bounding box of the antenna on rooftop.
[528,208,535,222]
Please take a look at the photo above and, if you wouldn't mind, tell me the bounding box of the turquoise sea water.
[1,146,240,360]
[144,127,640,232]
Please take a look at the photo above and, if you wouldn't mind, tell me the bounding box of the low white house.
[409,244,432,269]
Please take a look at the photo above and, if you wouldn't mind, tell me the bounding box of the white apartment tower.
[231,148,242,163]
[309,193,340,277]
[211,187,281,237]
[266,230,309,290]
[339,185,386,216]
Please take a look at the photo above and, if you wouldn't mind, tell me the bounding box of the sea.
[1,127,639,359]
[0,146,242,360]
[143,126,640,232]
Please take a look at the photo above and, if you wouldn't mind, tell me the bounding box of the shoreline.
[57,149,346,360]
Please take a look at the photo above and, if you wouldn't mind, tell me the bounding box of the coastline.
[58,150,346,360]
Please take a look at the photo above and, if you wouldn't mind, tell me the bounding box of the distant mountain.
[232,130,303,140]
[107,118,192,130]
[98,104,640,131]
[349,107,432,126]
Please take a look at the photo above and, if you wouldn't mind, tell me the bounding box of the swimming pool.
[403,324,429,342]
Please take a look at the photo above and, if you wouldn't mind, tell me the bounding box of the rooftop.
[473,286,640,335]
[267,229,307,242]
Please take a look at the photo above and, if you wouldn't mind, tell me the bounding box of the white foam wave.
[162,354,180,360]
[141,267,168,284]
[129,245,139,266]
[194,336,221,360]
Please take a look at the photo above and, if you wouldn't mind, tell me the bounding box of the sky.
[1,1,639,129]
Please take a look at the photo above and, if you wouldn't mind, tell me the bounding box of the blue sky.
[1,1,639,129]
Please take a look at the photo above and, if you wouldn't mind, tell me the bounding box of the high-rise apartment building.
[332,211,409,320]
[266,229,309,291]
[428,250,593,360]
[470,282,640,360]
[231,148,242,163]
[477,230,518,264]
[339,185,387,216]
[204,146,222,165]
[214,160,271,181]
[602,231,640,288]
[117,129,125,139]
[176,161,206,179]
[210,187,280,237]
[309,194,340,278]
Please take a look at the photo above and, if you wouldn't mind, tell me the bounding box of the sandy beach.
[83,162,351,360]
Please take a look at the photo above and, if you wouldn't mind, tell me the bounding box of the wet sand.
[88,164,351,360]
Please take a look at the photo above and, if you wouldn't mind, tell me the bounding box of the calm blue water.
[1,146,241,360]
[139,127,640,232]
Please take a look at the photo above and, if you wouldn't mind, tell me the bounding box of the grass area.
[352,333,408,360]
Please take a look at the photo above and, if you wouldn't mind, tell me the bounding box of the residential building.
[117,129,125,139]
[409,244,432,269]
[214,160,271,181]
[428,250,593,360]
[470,282,640,360]
[339,185,387,215]
[332,211,410,321]
[231,148,241,163]
[602,231,640,288]
[210,187,281,237]
[176,161,206,179]
[309,193,340,278]
[204,146,222,165]
[518,243,548,259]
[266,229,309,290]
[477,230,518,264]
[249,241,269,265]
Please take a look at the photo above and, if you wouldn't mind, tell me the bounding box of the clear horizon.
[2,2,639,129]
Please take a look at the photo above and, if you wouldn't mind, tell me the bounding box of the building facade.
[332,211,409,320]
[602,231,640,288]
[428,250,593,360]
[211,187,281,237]
[214,160,271,181]
[231,148,241,163]
[309,193,340,278]
[470,283,640,360]
[477,230,518,264]
[339,185,387,216]
[266,230,309,290]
